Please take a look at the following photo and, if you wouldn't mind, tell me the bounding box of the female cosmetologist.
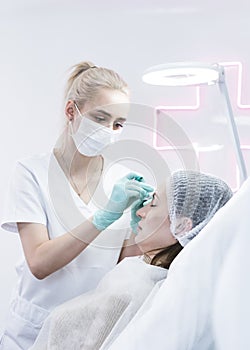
[0,61,150,349]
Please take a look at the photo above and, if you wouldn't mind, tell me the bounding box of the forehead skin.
[83,89,130,119]
[156,183,168,209]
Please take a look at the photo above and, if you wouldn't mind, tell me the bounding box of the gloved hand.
[130,195,154,234]
[92,172,154,231]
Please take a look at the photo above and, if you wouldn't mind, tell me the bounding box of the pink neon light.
[155,61,250,112]
[154,61,250,151]
[219,61,250,109]
[153,61,249,191]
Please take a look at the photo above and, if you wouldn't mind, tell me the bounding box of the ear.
[65,100,76,121]
[175,217,193,236]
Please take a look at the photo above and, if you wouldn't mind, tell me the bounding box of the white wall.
[0,0,250,333]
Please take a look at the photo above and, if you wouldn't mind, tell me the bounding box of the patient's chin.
[135,237,154,255]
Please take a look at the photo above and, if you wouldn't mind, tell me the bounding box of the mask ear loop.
[74,102,82,117]
[68,119,74,137]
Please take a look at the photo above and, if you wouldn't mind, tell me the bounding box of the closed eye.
[142,193,156,207]
[150,193,157,207]
[95,115,106,123]
[87,111,108,124]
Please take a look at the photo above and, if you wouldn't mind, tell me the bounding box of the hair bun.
[69,61,96,81]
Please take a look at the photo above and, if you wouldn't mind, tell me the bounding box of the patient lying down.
[30,170,232,350]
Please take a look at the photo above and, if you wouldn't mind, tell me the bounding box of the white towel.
[30,256,167,350]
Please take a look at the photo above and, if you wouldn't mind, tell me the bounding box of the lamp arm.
[219,71,248,184]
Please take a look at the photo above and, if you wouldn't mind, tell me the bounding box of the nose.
[136,206,146,218]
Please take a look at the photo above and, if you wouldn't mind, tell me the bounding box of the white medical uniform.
[0,152,131,350]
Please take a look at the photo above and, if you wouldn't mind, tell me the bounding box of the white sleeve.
[213,178,250,350]
[1,161,47,233]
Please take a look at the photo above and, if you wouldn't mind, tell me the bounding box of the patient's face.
[135,185,177,254]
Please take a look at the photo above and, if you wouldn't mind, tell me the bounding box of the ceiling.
[1,0,249,13]
[0,0,249,189]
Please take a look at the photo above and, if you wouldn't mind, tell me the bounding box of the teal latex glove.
[92,172,154,231]
[130,194,154,234]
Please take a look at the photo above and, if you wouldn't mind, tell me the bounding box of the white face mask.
[70,104,122,157]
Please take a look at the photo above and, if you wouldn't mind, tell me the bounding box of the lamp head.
[142,62,224,86]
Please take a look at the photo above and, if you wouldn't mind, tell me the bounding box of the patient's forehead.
[156,183,167,203]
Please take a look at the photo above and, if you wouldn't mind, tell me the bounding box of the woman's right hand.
[92,172,154,231]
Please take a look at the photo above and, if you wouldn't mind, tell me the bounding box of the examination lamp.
[142,62,247,184]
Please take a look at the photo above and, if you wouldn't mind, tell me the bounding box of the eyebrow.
[94,109,126,121]
[93,109,112,118]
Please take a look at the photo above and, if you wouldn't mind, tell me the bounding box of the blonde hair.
[65,61,129,107]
